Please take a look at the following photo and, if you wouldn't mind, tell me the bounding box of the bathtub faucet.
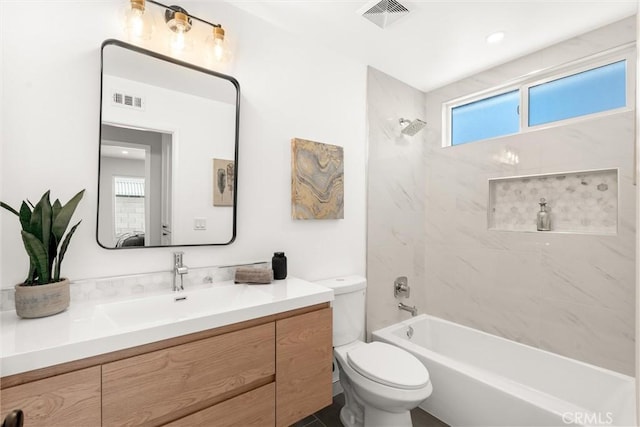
[398,302,418,317]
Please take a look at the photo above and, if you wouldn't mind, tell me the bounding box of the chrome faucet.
[173,252,188,291]
[398,302,418,317]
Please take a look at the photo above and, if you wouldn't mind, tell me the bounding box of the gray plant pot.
[14,278,70,318]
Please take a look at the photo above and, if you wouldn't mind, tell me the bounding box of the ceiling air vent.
[359,0,410,29]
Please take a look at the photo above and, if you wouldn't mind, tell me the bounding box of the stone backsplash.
[0,261,270,312]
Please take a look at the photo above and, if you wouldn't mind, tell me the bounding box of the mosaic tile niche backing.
[489,169,618,234]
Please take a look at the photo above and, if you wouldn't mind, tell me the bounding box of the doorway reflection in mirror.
[99,125,173,247]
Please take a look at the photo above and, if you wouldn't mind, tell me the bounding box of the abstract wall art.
[291,138,344,219]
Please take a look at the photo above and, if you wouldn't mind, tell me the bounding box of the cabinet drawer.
[276,307,332,427]
[164,382,275,427]
[103,322,275,426]
[0,366,101,427]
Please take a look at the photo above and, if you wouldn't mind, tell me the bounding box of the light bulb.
[165,10,192,53]
[205,26,226,64]
[130,10,143,36]
[171,27,187,52]
[123,0,154,41]
[213,38,224,61]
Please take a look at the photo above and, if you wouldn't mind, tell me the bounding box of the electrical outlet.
[193,218,207,230]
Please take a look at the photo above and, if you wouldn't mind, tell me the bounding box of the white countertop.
[1,277,333,377]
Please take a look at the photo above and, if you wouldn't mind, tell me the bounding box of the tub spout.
[398,302,418,317]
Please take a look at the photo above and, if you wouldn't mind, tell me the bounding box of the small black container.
[272,252,287,280]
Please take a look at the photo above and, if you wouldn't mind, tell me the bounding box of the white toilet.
[316,276,432,427]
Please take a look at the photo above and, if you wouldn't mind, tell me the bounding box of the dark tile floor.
[291,393,449,427]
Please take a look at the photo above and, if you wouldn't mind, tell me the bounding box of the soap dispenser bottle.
[537,198,551,231]
[272,252,287,280]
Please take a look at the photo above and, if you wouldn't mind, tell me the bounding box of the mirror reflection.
[98,40,239,248]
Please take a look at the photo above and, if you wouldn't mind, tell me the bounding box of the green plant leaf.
[0,202,19,216]
[29,191,50,241]
[52,199,62,224]
[19,202,33,233]
[30,192,53,282]
[52,190,84,244]
[50,199,62,273]
[54,220,81,282]
[21,230,49,284]
[25,260,36,285]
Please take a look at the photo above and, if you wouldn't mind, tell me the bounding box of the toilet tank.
[315,276,366,347]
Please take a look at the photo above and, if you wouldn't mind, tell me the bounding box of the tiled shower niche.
[489,169,618,234]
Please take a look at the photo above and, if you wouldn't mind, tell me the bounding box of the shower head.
[399,118,427,136]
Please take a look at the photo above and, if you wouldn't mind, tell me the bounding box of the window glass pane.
[451,90,519,145]
[529,60,626,126]
[113,176,145,238]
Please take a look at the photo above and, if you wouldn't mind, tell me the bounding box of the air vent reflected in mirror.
[111,91,144,110]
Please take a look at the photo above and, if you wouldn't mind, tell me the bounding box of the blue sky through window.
[451,90,519,146]
[528,60,626,127]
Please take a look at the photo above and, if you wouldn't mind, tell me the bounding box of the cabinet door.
[276,307,332,427]
[102,322,275,426]
[164,383,275,427]
[0,366,101,427]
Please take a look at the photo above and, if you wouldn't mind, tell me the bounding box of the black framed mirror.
[97,39,239,249]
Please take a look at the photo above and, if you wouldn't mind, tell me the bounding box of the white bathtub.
[372,314,636,427]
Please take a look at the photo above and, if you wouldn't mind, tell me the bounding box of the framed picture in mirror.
[213,158,235,207]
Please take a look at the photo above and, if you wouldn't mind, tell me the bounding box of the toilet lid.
[347,342,429,390]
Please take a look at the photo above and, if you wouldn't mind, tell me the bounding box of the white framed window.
[443,44,635,147]
[113,176,146,237]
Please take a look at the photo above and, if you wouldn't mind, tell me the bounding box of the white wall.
[1,1,367,286]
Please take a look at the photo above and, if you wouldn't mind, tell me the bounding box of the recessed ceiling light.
[486,31,505,44]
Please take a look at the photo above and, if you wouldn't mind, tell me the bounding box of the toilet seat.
[346,341,429,390]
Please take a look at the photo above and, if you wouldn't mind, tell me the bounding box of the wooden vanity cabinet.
[0,303,332,427]
[0,366,101,427]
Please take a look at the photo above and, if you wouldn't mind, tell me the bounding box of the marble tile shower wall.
[422,17,636,375]
[366,66,427,335]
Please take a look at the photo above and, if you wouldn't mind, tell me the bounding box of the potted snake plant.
[1,190,84,318]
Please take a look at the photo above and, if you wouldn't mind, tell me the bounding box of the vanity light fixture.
[123,0,227,60]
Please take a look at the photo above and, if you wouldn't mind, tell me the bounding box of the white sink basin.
[95,284,273,329]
